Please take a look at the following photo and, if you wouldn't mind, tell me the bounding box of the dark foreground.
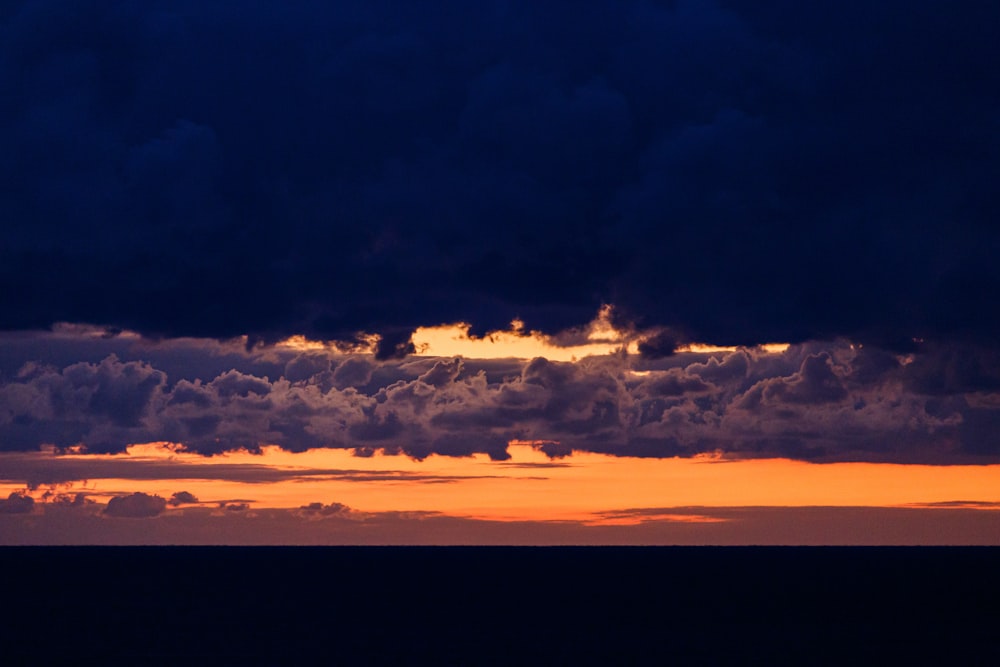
[2,547,998,665]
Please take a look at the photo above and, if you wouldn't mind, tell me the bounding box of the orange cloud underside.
[6,443,1000,525]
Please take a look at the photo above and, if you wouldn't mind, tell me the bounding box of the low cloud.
[168,491,199,506]
[104,492,167,518]
[0,492,34,514]
[299,502,351,516]
[221,502,250,512]
[0,335,999,463]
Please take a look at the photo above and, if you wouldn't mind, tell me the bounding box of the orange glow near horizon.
[275,328,793,361]
[42,316,792,361]
[5,443,1000,525]
[273,321,635,361]
[677,342,790,354]
[411,307,637,361]
[276,309,791,362]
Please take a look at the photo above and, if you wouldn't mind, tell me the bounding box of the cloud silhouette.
[168,491,199,507]
[0,492,35,514]
[1,334,997,463]
[104,492,167,518]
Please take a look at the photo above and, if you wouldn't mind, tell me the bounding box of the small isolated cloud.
[104,492,167,518]
[168,491,199,507]
[299,501,351,516]
[0,492,34,514]
[220,502,250,512]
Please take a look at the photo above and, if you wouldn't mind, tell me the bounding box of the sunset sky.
[3,1,1000,544]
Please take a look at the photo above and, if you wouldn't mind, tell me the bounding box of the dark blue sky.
[3,0,999,351]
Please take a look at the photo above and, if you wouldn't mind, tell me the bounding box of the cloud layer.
[2,335,998,463]
[2,1,999,346]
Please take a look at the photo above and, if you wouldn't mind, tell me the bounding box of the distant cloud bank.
[1,330,998,463]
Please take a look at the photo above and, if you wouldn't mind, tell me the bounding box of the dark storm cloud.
[2,1,999,347]
[3,337,999,462]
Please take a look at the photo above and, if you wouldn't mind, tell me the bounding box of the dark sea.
[2,547,997,665]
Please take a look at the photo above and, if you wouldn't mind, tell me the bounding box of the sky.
[2,0,1000,544]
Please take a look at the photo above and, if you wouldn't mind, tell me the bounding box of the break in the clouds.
[3,1,1000,349]
[2,331,999,463]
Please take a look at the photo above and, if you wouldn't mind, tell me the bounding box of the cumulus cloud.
[46,492,91,508]
[299,502,350,516]
[168,491,199,507]
[0,354,166,453]
[2,333,998,462]
[0,492,34,514]
[104,492,167,518]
